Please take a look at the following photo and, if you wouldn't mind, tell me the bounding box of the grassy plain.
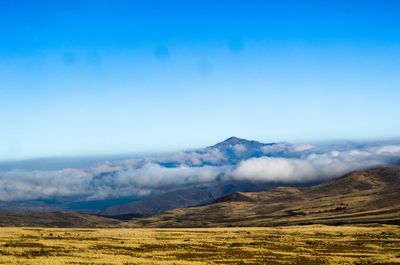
[0,225,399,265]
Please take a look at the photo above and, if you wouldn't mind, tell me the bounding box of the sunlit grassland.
[0,225,399,264]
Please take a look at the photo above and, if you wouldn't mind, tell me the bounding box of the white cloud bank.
[0,142,399,201]
[232,145,400,183]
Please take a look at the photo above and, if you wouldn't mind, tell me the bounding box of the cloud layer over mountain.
[233,145,400,183]
[0,138,399,201]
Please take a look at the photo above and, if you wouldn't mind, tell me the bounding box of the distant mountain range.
[92,137,317,216]
[0,166,399,227]
[0,137,311,214]
[1,136,399,219]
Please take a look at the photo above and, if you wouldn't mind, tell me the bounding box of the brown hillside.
[129,166,400,227]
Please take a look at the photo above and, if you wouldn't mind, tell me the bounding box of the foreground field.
[0,225,399,265]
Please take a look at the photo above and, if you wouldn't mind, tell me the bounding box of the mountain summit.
[205,136,281,163]
[210,136,269,149]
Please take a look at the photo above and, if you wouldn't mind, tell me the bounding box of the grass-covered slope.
[131,167,400,227]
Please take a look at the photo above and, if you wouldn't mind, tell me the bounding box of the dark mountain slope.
[103,181,277,216]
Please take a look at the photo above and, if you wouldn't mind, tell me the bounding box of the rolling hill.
[130,166,400,227]
[0,166,399,228]
[0,212,120,228]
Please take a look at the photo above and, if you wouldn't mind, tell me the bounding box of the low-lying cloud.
[232,144,400,183]
[0,142,399,202]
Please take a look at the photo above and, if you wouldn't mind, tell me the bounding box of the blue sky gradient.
[1,0,400,160]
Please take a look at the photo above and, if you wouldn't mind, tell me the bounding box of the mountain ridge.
[0,166,399,227]
[129,166,400,227]
[209,136,272,149]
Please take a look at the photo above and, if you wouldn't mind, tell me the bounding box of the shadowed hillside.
[103,181,277,216]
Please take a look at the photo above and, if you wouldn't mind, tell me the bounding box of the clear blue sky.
[1,0,399,160]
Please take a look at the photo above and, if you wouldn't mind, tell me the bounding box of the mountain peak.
[210,137,268,149]
[212,137,251,147]
[222,136,247,143]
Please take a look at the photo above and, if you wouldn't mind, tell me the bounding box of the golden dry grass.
[0,225,399,264]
